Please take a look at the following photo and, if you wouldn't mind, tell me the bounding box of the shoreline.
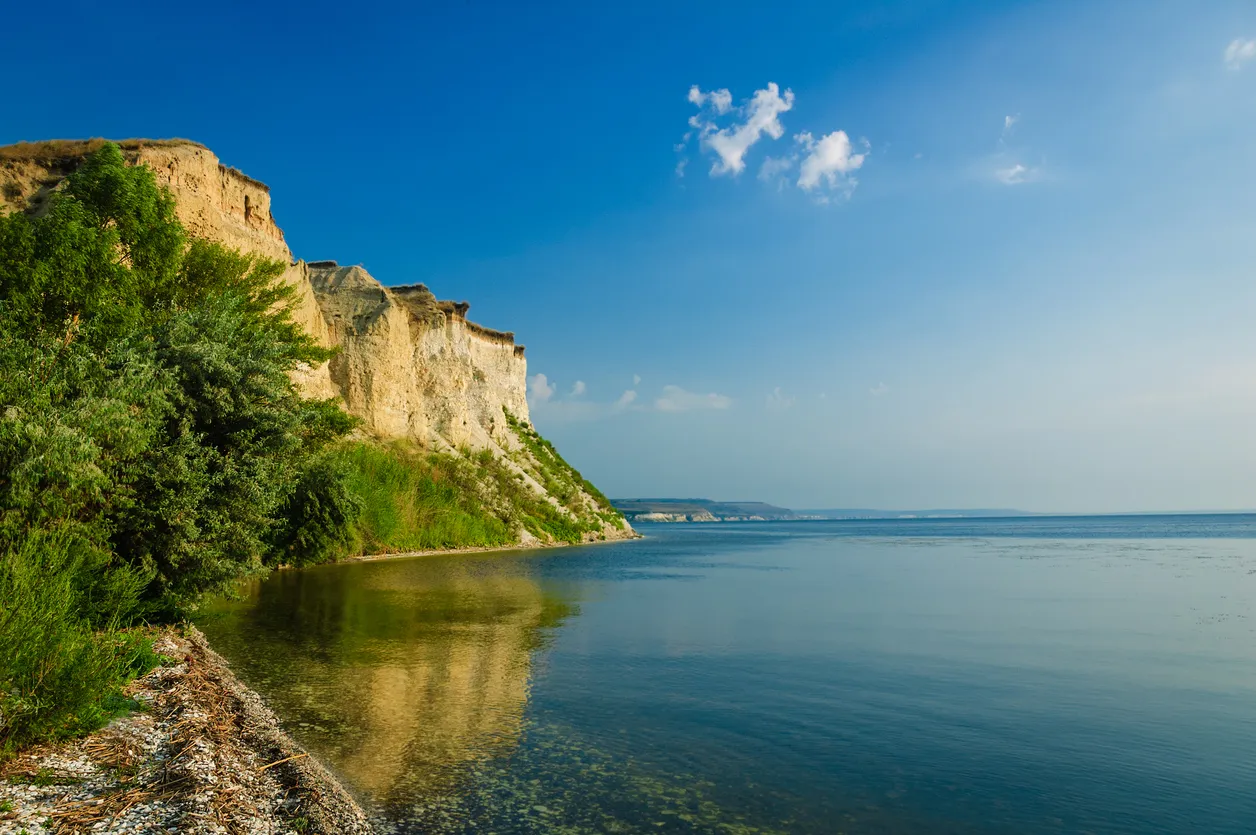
[0,627,374,835]
[2,533,644,833]
[338,528,641,564]
[1,532,644,833]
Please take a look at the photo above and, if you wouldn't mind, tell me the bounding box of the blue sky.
[7,0,1256,512]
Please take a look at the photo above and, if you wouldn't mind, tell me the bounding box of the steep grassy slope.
[330,423,630,558]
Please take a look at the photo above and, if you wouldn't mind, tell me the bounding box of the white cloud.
[688,85,733,114]
[679,83,869,202]
[1225,38,1256,70]
[870,382,890,396]
[766,387,795,410]
[655,385,732,412]
[530,379,736,419]
[528,373,556,404]
[997,163,1028,184]
[675,158,688,178]
[530,379,639,422]
[758,155,794,182]
[796,130,867,197]
[995,162,1042,185]
[689,82,795,176]
[998,114,1020,148]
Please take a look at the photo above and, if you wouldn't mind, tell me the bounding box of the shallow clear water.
[197,516,1256,833]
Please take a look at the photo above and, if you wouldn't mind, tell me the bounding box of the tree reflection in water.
[197,552,579,809]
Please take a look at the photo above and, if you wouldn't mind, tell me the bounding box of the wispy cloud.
[870,382,890,396]
[987,115,1042,186]
[758,155,794,182]
[1000,114,1019,144]
[655,385,733,412]
[529,375,638,422]
[995,162,1041,185]
[766,387,795,410]
[1225,38,1256,70]
[529,375,731,420]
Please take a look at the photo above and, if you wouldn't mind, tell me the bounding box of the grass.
[503,409,624,529]
[327,432,623,558]
[332,441,514,554]
[467,447,601,544]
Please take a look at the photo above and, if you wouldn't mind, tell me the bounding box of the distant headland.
[612,500,1256,523]
[611,499,1034,523]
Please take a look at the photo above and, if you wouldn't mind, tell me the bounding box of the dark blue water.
[198,516,1256,833]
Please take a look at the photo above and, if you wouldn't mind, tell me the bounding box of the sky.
[6,0,1256,512]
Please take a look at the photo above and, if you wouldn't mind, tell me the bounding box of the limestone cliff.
[0,138,631,544]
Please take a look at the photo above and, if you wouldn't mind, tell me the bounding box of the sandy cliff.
[0,138,630,543]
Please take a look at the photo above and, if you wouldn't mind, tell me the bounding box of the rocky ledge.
[0,629,373,835]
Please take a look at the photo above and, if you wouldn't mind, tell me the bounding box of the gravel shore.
[0,628,374,835]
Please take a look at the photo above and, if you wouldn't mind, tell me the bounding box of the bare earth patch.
[0,628,373,835]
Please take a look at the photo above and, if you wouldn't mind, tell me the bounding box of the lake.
[197,516,1256,833]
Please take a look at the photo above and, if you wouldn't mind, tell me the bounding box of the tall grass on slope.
[334,441,515,554]
[328,440,605,558]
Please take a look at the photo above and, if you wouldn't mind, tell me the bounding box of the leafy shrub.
[0,142,358,750]
[0,528,152,755]
[271,454,364,567]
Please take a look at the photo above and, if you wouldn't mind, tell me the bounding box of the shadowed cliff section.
[0,138,632,548]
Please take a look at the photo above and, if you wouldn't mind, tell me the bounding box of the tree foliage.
[0,143,359,749]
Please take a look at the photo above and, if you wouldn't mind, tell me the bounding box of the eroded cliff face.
[0,139,629,542]
[304,263,530,449]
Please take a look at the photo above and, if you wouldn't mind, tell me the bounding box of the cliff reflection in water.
[197,553,579,809]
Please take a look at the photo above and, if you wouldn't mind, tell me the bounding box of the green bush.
[0,528,154,755]
[0,142,358,751]
[271,453,364,567]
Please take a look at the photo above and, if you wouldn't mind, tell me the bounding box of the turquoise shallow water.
[197,516,1256,833]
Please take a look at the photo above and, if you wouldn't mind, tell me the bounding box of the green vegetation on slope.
[334,441,513,553]
[503,409,625,531]
[326,438,608,556]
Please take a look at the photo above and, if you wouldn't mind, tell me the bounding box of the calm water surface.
[197,516,1256,833]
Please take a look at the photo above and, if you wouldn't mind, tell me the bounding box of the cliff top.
[305,263,525,355]
[0,138,271,193]
[0,138,206,163]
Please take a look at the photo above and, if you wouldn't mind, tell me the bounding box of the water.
[196,516,1256,833]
